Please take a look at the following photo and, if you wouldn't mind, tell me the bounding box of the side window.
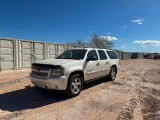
[98,50,107,60]
[106,51,118,59]
[87,50,98,60]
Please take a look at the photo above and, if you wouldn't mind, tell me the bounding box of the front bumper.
[30,74,68,90]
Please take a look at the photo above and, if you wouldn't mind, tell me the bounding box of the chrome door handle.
[96,63,100,66]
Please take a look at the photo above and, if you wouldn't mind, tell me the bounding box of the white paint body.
[30,48,120,90]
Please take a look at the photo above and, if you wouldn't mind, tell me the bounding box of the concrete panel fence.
[0,38,145,70]
[0,38,80,70]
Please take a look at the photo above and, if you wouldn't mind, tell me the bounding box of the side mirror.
[86,56,97,62]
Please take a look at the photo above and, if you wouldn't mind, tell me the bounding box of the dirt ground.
[0,59,160,120]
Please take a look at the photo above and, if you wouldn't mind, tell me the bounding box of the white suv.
[30,48,119,97]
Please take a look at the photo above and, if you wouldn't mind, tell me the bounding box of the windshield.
[56,49,87,60]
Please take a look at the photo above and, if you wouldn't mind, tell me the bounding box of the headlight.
[50,68,64,76]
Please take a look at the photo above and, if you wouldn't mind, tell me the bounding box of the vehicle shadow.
[0,86,70,112]
[0,78,111,112]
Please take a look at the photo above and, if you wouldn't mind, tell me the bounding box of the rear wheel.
[66,74,83,97]
[108,67,116,81]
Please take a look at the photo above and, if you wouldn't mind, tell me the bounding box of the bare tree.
[88,34,114,49]
[66,39,86,46]
[67,33,114,49]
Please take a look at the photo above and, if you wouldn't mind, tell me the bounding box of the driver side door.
[85,50,101,81]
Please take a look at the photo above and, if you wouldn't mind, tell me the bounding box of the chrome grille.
[31,63,61,78]
[32,70,49,77]
[31,64,52,78]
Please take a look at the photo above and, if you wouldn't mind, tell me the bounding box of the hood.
[34,59,76,66]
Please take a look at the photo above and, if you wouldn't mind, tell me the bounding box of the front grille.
[32,70,49,77]
[32,70,50,77]
[31,63,52,78]
[31,63,61,78]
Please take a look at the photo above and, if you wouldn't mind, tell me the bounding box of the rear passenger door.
[97,50,110,76]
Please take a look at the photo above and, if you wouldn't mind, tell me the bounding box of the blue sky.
[0,0,160,52]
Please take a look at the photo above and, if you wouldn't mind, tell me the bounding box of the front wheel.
[66,74,83,97]
[108,67,116,81]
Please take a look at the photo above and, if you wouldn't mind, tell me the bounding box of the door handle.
[96,63,100,66]
[106,62,109,64]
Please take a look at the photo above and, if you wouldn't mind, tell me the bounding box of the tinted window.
[87,50,98,60]
[98,50,107,60]
[106,51,118,59]
[56,49,87,60]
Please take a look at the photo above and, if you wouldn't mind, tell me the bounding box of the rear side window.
[98,50,107,60]
[106,51,118,59]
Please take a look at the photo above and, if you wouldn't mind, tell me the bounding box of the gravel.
[0,59,160,120]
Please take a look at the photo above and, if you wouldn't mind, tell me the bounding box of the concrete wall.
[0,38,82,70]
[0,38,146,70]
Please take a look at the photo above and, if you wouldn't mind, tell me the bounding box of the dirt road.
[0,59,160,120]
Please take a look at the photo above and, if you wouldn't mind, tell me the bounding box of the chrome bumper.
[30,74,68,90]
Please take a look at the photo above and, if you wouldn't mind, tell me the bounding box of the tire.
[108,67,116,81]
[66,74,83,97]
